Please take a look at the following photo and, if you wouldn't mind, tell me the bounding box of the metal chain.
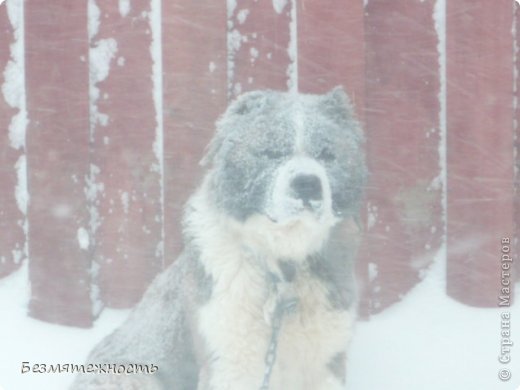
[259,297,298,390]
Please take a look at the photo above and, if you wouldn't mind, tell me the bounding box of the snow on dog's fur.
[71,87,367,390]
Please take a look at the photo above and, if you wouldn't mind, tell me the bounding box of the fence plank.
[298,0,365,102]
[227,0,292,96]
[362,0,443,315]
[25,0,93,327]
[89,0,163,308]
[446,0,515,306]
[163,0,228,262]
[0,1,26,278]
[515,5,520,284]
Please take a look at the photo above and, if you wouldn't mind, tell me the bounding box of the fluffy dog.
[71,87,367,390]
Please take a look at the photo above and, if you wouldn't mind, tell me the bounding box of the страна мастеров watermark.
[498,237,513,382]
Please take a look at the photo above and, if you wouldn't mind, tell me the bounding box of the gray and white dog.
[71,87,367,390]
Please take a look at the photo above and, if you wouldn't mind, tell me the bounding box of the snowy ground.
[1,249,519,390]
[0,265,130,390]
[347,248,520,390]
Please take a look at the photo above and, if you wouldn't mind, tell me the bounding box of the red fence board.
[163,0,228,262]
[0,2,26,278]
[362,0,443,315]
[228,0,292,95]
[515,6,520,283]
[90,0,163,308]
[298,0,365,103]
[446,0,515,306]
[25,0,93,327]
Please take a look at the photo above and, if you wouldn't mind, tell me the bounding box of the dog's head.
[201,87,367,259]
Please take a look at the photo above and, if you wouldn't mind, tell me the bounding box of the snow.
[89,261,103,317]
[0,264,130,390]
[272,0,288,14]
[1,0,28,265]
[346,246,520,390]
[366,202,378,229]
[149,0,165,266]
[89,38,118,130]
[227,27,243,97]
[367,262,378,282]
[237,8,250,25]
[118,0,131,18]
[2,0,26,132]
[250,46,259,62]
[88,0,118,135]
[76,228,90,251]
[2,0,28,174]
[51,204,73,219]
[87,0,100,40]
[434,0,447,223]
[1,248,518,389]
[120,191,129,214]
[287,0,298,92]
[227,29,243,53]
[14,155,28,216]
[84,164,104,236]
[233,81,242,96]
[226,0,237,18]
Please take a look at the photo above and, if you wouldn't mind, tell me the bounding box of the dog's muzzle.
[266,156,335,223]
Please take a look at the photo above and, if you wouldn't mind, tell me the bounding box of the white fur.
[184,174,352,390]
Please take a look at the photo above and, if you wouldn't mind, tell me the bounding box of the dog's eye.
[318,147,336,162]
[260,150,284,159]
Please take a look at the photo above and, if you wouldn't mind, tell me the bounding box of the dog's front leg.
[197,298,269,390]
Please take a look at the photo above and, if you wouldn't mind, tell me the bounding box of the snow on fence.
[0,0,518,327]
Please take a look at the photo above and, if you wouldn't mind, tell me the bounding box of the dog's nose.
[291,174,322,202]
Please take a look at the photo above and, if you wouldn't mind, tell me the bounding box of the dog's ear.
[320,86,364,142]
[200,90,271,166]
[226,90,269,116]
[321,86,354,118]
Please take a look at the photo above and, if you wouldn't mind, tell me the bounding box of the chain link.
[259,297,298,390]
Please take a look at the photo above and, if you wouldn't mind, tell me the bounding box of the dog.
[70,86,367,390]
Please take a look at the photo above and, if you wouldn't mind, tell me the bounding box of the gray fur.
[206,88,367,220]
[70,254,201,389]
[71,87,366,390]
[327,352,347,384]
[308,222,360,311]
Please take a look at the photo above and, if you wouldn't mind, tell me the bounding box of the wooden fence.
[0,0,517,327]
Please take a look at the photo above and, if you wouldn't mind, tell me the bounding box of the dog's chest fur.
[186,186,354,390]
